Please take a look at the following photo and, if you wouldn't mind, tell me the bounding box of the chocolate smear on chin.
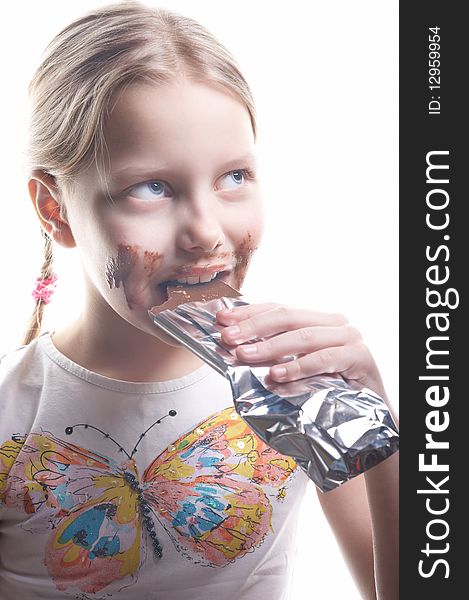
[151,279,241,314]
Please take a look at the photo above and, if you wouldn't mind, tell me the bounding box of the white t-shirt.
[0,334,309,600]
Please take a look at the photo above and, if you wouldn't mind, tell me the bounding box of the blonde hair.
[23,0,257,344]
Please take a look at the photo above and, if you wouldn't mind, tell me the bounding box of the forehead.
[104,79,255,168]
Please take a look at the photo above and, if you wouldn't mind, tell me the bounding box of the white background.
[0,1,398,598]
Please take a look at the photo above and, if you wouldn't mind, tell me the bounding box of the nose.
[176,197,225,253]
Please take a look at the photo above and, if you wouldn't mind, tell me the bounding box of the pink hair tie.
[32,274,58,304]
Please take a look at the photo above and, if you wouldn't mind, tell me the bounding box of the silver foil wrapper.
[149,293,399,492]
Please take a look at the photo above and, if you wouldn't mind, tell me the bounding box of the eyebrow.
[110,153,258,183]
[216,152,258,172]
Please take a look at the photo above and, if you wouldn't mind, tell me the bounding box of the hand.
[217,302,387,400]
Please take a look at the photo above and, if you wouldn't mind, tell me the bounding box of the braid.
[22,231,55,345]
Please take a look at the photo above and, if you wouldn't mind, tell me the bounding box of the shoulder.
[1,335,47,387]
[0,335,50,437]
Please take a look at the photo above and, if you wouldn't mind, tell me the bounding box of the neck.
[52,289,204,383]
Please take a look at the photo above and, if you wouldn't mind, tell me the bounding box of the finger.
[218,303,348,328]
[269,344,370,382]
[216,302,280,324]
[235,325,361,362]
[221,305,349,345]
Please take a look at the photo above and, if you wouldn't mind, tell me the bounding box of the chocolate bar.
[149,285,399,492]
[151,279,241,314]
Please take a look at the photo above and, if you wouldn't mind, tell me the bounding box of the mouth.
[157,270,231,302]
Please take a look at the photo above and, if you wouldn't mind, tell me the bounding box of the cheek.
[229,197,265,246]
[76,211,169,308]
[229,201,265,292]
[249,202,265,246]
[104,243,167,311]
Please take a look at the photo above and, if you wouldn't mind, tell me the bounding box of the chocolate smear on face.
[151,279,241,314]
[105,244,143,309]
[106,245,166,310]
[105,244,139,289]
[232,232,258,291]
[144,250,164,278]
[105,256,120,289]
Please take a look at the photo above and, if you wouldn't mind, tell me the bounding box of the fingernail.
[240,344,257,355]
[271,366,287,379]
[225,325,241,337]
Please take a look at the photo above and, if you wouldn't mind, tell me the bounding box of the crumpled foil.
[149,293,399,492]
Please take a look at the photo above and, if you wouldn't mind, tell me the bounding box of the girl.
[0,2,399,599]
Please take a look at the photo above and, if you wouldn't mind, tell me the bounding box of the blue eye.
[130,180,170,201]
[219,170,247,190]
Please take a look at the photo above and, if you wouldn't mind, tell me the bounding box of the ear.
[28,170,76,249]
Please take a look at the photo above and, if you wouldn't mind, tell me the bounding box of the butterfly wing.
[1,432,120,518]
[45,486,143,594]
[0,432,143,593]
[142,407,298,566]
[0,436,25,502]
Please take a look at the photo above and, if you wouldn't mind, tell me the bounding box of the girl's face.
[63,79,264,339]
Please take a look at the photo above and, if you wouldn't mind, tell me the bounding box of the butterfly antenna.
[130,410,177,458]
[65,423,132,460]
[64,409,178,460]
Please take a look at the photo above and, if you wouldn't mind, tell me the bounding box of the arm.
[216,302,399,599]
[318,388,399,600]
[364,450,399,599]
[317,450,399,600]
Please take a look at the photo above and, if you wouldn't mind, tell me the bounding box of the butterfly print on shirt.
[0,407,298,595]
